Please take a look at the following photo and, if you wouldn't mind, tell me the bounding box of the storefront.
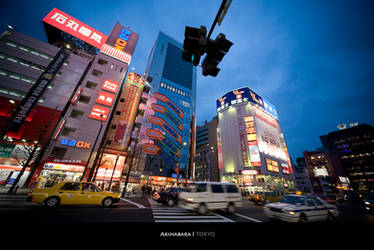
[142,176,194,189]
[0,165,31,187]
[39,162,85,188]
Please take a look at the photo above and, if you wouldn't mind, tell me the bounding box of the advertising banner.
[96,91,115,107]
[95,154,125,181]
[89,105,110,121]
[244,116,261,166]
[42,8,107,49]
[253,108,287,161]
[102,79,120,93]
[263,98,278,120]
[7,49,69,132]
[0,143,15,157]
[216,87,264,110]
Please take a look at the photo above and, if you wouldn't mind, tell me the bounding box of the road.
[0,195,373,224]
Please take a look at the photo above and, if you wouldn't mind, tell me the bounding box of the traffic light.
[201,33,233,77]
[182,26,207,66]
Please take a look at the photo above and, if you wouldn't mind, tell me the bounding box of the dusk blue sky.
[1,0,374,163]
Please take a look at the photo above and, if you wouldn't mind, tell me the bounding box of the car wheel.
[227,203,235,213]
[167,199,175,207]
[44,196,60,208]
[327,212,336,222]
[299,213,308,223]
[198,203,207,214]
[102,197,113,208]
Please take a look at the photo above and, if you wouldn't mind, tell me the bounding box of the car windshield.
[280,196,305,206]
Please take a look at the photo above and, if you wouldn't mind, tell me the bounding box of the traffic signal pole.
[207,0,230,40]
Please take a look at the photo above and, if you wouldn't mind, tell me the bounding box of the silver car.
[263,195,339,223]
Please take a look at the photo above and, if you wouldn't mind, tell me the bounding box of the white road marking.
[120,198,146,208]
[233,212,263,223]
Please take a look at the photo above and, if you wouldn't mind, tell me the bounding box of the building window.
[92,69,103,77]
[61,127,77,136]
[120,98,125,103]
[70,109,85,119]
[98,59,108,65]
[51,147,67,157]
[111,125,117,129]
[86,81,98,89]
[116,111,121,115]
[78,95,91,104]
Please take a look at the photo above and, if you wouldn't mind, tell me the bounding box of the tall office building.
[195,116,219,182]
[142,31,197,179]
[320,124,374,191]
[294,157,313,194]
[303,150,348,194]
[216,86,294,193]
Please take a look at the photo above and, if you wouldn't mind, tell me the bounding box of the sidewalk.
[0,186,31,195]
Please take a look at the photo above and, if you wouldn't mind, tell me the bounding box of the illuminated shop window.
[266,158,279,173]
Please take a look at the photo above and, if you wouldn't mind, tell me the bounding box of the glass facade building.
[143,31,197,178]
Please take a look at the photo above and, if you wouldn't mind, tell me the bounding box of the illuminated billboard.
[216,87,278,120]
[42,8,107,49]
[253,108,287,162]
[244,116,261,166]
[113,72,144,147]
[100,22,139,64]
[95,154,125,181]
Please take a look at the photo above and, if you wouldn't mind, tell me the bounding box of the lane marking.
[155,219,229,223]
[233,212,263,223]
[213,212,235,222]
[120,198,146,208]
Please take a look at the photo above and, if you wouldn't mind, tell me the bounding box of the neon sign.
[60,138,90,149]
[114,28,131,52]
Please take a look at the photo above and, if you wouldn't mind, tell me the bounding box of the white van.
[178,182,242,214]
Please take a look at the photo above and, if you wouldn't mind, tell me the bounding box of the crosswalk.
[151,204,234,223]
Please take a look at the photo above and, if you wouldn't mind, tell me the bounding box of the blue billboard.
[216,87,278,120]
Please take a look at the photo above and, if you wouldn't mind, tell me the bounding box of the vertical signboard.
[100,22,139,64]
[113,72,144,147]
[244,115,261,166]
[7,49,69,132]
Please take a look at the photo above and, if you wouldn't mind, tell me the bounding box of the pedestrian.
[141,185,146,197]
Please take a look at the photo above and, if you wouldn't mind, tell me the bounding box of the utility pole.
[121,139,139,198]
[81,114,103,182]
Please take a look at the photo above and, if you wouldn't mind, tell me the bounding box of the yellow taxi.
[27,181,121,208]
[251,191,283,204]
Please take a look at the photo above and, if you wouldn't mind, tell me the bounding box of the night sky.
[1,0,373,163]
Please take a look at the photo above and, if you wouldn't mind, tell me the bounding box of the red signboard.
[89,105,109,121]
[42,8,108,49]
[96,91,115,106]
[102,79,120,93]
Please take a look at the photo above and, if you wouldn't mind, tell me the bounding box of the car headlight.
[289,211,296,215]
[365,201,370,205]
[187,197,194,202]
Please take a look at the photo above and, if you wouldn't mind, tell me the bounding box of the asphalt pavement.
[0,195,373,224]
